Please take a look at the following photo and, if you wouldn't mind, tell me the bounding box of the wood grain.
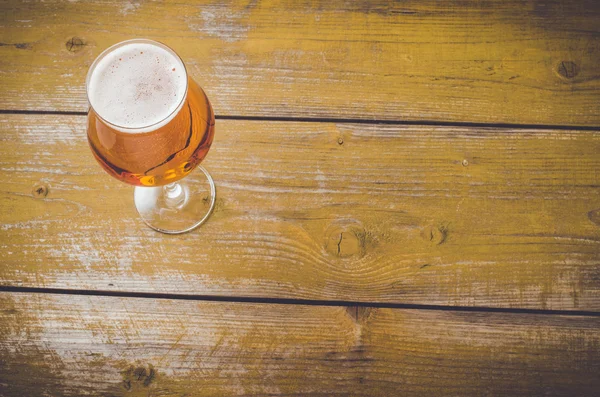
[1,0,599,125]
[1,292,599,396]
[1,114,599,310]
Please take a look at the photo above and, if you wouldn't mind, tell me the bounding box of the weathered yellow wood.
[1,114,599,310]
[1,292,599,396]
[1,0,599,125]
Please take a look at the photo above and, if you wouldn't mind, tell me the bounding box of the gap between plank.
[1,109,599,131]
[1,285,599,317]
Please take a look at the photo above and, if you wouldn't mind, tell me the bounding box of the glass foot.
[134,166,216,234]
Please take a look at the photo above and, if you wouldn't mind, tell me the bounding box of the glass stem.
[163,182,187,209]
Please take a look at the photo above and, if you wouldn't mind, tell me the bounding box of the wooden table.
[1,1,599,395]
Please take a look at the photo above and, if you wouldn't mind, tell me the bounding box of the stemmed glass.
[86,39,216,234]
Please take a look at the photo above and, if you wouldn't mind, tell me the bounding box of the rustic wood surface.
[2,0,600,395]
[1,292,599,396]
[1,115,599,310]
[0,0,599,125]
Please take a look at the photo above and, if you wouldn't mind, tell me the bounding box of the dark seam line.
[1,286,598,317]
[0,110,88,116]
[1,109,598,131]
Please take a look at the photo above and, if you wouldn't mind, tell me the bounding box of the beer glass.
[86,39,216,234]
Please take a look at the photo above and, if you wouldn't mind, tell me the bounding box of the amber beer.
[86,41,214,187]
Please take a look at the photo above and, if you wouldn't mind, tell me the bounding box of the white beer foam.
[87,41,187,133]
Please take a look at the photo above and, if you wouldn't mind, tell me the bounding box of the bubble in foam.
[87,41,187,133]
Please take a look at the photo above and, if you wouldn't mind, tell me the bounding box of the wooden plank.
[1,114,600,310]
[1,292,599,396]
[1,0,599,125]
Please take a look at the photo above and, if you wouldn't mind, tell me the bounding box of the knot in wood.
[66,37,85,52]
[121,364,155,389]
[32,184,49,198]
[337,137,344,145]
[556,61,579,80]
[588,209,600,227]
[420,225,446,245]
[324,220,366,258]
